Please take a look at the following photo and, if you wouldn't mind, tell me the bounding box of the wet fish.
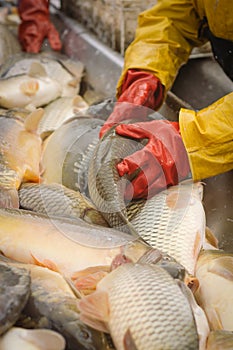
[41,116,104,194]
[88,126,145,236]
[0,52,84,98]
[137,247,199,291]
[0,112,42,208]
[19,182,109,227]
[79,263,203,350]
[0,262,30,335]
[206,330,233,350]
[195,249,233,331]
[0,63,62,109]
[38,96,89,139]
[87,126,205,273]
[127,181,206,275]
[0,255,109,350]
[0,23,21,66]
[0,327,65,350]
[0,208,149,282]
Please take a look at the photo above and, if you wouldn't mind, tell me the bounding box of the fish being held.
[41,116,104,194]
[87,126,205,274]
[19,182,109,227]
[79,263,208,350]
[195,249,233,331]
[0,112,42,208]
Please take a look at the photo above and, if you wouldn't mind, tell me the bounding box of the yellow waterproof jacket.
[179,92,233,180]
[117,0,233,94]
[117,0,233,180]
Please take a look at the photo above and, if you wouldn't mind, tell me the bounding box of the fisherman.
[17,0,61,53]
[100,0,233,200]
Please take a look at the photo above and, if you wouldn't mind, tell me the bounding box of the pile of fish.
[0,11,233,350]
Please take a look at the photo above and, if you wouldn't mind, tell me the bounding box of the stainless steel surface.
[52,9,233,250]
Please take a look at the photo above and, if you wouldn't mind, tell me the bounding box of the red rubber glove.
[99,69,164,138]
[18,0,62,53]
[115,120,190,199]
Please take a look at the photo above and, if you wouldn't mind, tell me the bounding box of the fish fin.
[74,270,109,295]
[80,314,109,334]
[24,108,44,133]
[72,95,89,111]
[205,307,223,330]
[64,277,83,299]
[68,77,79,87]
[20,79,39,97]
[177,280,210,350]
[72,95,86,106]
[193,230,202,265]
[123,329,138,350]
[137,248,163,265]
[204,227,219,249]
[207,330,233,350]
[208,256,233,281]
[31,254,59,272]
[0,188,19,208]
[71,266,110,280]
[110,253,133,271]
[78,290,110,333]
[28,62,47,78]
[59,59,84,79]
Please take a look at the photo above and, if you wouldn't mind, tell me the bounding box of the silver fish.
[0,261,30,335]
[41,116,104,194]
[87,126,205,273]
[0,23,21,66]
[79,263,203,350]
[19,182,109,227]
[0,64,62,109]
[38,96,89,139]
[88,126,145,236]
[0,327,66,350]
[127,181,206,275]
[12,262,109,350]
[0,52,84,98]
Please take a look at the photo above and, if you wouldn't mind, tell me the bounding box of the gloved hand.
[99,69,164,138]
[115,120,190,199]
[18,0,62,53]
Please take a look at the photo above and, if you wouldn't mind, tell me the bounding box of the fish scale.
[80,263,199,350]
[128,182,205,274]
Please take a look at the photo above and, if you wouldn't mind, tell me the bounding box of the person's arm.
[18,0,62,53]
[114,92,233,200]
[100,0,206,137]
[179,92,233,180]
[117,0,206,96]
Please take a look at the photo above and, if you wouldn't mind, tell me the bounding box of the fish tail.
[0,188,19,208]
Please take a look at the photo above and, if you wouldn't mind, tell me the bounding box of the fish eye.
[80,329,90,340]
